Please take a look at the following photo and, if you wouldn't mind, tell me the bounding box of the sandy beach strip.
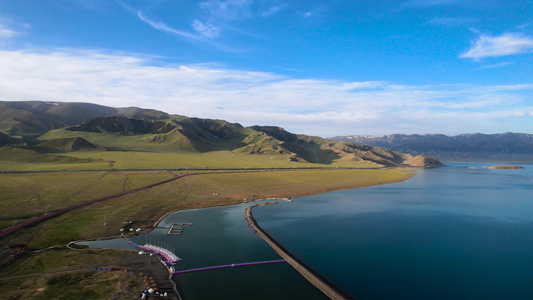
[245,202,353,300]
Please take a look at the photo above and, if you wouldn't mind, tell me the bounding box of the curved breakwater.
[245,203,353,300]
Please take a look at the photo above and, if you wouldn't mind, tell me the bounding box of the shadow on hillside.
[283,141,342,164]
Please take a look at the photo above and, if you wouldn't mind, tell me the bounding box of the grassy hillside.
[0,147,96,164]
[0,101,170,138]
[36,137,104,153]
[0,132,21,146]
[1,101,442,167]
[35,116,441,168]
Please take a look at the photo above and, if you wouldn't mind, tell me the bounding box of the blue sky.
[0,0,532,136]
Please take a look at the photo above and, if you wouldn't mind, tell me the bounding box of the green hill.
[0,101,170,139]
[1,101,442,167]
[36,137,105,153]
[38,115,441,167]
[40,115,247,152]
[0,147,96,164]
[0,132,22,146]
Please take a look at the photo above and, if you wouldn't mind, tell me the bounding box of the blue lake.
[83,163,533,299]
[254,163,533,299]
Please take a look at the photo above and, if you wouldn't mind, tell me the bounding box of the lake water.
[83,163,533,299]
[82,203,328,299]
[254,163,533,299]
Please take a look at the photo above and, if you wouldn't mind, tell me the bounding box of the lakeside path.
[245,203,354,300]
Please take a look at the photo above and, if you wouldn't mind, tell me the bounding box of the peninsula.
[483,165,524,170]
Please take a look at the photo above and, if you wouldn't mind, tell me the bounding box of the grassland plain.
[0,172,172,222]
[0,149,412,298]
[0,149,381,171]
[1,169,412,248]
[0,249,146,299]
[61,149,382,169]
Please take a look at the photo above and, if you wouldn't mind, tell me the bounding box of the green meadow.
[0,148,407,246]
[0,148,381,171]
[0,249,143,299]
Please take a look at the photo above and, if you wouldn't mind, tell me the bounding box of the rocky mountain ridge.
[330,133,533,162]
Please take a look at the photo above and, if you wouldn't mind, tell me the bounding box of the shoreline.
[245,202,353,300]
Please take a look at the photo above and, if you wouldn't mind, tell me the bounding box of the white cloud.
[0,16,25,39]
[461,33,533,59]
[192,19,220,38]
[192,0,253,39]
[137,11,198,39]
[402,0,470,8]
[516,22,530,30]
[136,11,245,53]
[476,61,513,70]
[0,49,531,136]
[135,1,288,43]
[0,24,17,38]
[260,4,288,17]
[199,0,253,21]
[428,17,476,27]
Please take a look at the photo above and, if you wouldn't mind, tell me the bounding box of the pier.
[128,239,181,265]
[167,222,192,235]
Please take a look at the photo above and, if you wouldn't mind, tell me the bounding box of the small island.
[483,165,524,170]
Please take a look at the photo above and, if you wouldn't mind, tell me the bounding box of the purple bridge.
[173,260,286,274]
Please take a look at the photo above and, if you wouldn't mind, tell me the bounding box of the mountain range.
[0,101,441,168]
[330,133,533,162]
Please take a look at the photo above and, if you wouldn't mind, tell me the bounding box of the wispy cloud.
[428,17,476,27]
[199,0,253,20]
[404,0,448,6]
[137,11,198,39]
[0,49,531,136]
[476,61,513,70]
[378,0,476,20]
[461,33,533,59]
[402,0,472,8]
[192,20,220,38]
[0,24,17,38]
[517,22,530,30]
[134,1,290,41]
[136,10,244,52]
[0,16,28,38]
[192,0,290,38]
[260,3,288,17]
[69,0,113,12]
[193,0,253,38]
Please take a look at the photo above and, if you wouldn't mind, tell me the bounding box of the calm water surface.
[254,163,533,299]
[83,163,533,299]
[82,202,327,300]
